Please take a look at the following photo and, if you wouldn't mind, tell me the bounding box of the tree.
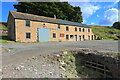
[13,2,83,23]
[112,22,120,29]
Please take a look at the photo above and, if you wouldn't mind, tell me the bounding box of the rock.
[60,61,65,65]
[33,69,37,72]
[20,65,24,68]
[14,67,21,71]
[56,54,60,58]
[49,71,53,75]
[14,65,24,71]
[59,66,65,71]
[82,48,90,52]
[63,51,67,54]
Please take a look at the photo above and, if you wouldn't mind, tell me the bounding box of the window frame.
[66,35,69,40]
[70,35,74,38]
[79,28,81,32]
[66,26,69,31]
[58,24,60,29]
[53,33,56,38]
[75,27,77,31]
[26,20,30,27]
[26,33,31,39]
[83,35,85,39]
[82,28,85,32]
[88,28,90,32]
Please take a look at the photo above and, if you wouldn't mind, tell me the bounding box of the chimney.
[54,15,56,19]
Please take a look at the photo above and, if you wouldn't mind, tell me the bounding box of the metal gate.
[38,28,50,42]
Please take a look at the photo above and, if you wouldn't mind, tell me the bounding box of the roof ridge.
[10,11,57,20]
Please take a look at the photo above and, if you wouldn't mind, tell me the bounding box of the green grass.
[92,27,120,40]
[0,39,21,43]
[0,23,8,31]
[0,39,9,43]
[0,39,58,43]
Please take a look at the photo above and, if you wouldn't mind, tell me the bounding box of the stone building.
[7,11,96,42]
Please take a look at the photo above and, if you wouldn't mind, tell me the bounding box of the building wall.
[7,13,16,40]
[14,19,95,42]
[50,25,95,41]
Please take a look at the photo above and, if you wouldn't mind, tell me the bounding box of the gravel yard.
[1,40,119,78]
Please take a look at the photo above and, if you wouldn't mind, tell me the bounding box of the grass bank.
[59,51,104,78]
[92,27,120,40]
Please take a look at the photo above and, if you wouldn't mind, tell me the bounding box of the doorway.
[74,35,77,41]
[38,28,50,42]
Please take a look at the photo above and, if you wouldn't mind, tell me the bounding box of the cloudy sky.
[1,0,119,26]
[68,1,119,26]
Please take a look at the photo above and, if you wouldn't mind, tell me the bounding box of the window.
[66,26,69,31]
[53,33,56,38]
[88,28,90,32]
[26,20,30,27]
[70,35,74,38]
[82,28,85,32]
[83,35,85,40]
[79,28,81,32]
[66,35,69,40]
[58,24,60,29]
[26,33,31,39]
[75,27,77,31]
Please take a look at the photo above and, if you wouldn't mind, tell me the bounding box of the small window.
[26,20,30,27]
[66,26,69,31]
[70,35,74,38]
[88,28,90,32]
[26,33,31,39]
[79,28,81,32]
[58,24,60,29]
[66,35,69,40]
[75,27,77,31]
[82,28,85,32]
[83,35,85,39]
[53,33,56,38]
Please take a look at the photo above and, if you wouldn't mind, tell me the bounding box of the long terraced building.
[7,11,96,42]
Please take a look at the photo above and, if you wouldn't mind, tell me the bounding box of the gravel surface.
[1,40,119,78]
[2,40,119,55]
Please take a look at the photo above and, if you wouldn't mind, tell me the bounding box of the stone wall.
[11,18,95,42]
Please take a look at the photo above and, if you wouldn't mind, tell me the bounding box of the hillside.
[88,25,111,28]
[0,22,8,31]
[92,27,120,40]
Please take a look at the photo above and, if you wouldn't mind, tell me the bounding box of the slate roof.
[10,11,91,28]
